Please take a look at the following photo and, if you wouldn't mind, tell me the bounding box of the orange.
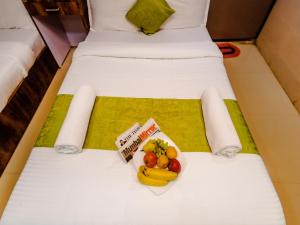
[157,155,169,169]
[166,146,177,159]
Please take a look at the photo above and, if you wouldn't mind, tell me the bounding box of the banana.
[137,171,168,187]
[140,166,178,181]
[139,166,146,173]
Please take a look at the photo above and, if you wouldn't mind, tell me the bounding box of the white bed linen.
[61,27,232,98]
[0,149,285,225]
[0,29,45,58]
[0,29,45,111]
[0,27,286,225]
[87,0,210,31]
[0,57,25,111]
[85,26,212,43]
[55,86,96,154]
[60,56,235,99]
[0,42,35,73]
[0,41,36,111]
[61,29,231,99]
[75,41,221,59]
[202,88,242,157]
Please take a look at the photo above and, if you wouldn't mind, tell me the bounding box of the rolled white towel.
[201,87,242,157]
[54,86,96,154]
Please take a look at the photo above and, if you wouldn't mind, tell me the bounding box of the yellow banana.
[142,166,178,181]
[139,166,146,173]
[137,171,168,187]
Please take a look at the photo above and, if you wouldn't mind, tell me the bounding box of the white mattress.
[0,29,45,58]
[0,29,45,111]
[0,27,286,225]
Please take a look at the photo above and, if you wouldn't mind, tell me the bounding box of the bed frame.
[0,47,58,175]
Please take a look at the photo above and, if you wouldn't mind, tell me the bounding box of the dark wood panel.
[23,0,90,31]
[207,0,276,40]
[0,48,58,175]
[24,2,79,16]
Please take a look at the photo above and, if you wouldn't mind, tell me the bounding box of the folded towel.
[54,86,96,154]
[201,88,242,157]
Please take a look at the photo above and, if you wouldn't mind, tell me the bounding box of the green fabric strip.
[36,95,258,154]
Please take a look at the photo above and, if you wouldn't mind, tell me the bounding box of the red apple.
[168,159,181,173]
[143,152,157,168]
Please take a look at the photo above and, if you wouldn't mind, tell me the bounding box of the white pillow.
[88,0,138,31]
[87,0,210,31]
[162,0,211,29]
[0,0,35,29]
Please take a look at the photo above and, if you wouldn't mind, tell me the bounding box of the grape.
[149,138,170,158]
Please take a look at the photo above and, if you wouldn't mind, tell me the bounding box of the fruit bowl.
[133,132,186,195]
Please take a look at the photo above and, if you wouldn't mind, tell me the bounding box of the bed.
[0,0,45,112]
[0,0,286,224]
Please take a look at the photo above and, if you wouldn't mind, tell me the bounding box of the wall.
[257,0,300,113]
[207,0,275,40]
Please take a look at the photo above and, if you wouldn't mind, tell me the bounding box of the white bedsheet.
[60,38,234,99]
[60,56,235,99]
[0,149,285,225]
[85,26,212,43]
[60,27,232,98]
[0,42,35,111]
[0,27,286,225]
[0,29,45,58]
[75,41,221,59]
[0,42,35,73]
[0,57,25,111]
[0,29,45,111]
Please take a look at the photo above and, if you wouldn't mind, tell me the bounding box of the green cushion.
[126,0,175,35]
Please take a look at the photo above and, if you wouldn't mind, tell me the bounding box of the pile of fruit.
[137,138,182,187]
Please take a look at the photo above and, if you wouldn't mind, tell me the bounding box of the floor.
[0,44,300,224]
[224,43,300,225]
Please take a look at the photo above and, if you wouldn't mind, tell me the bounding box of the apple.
[143,151,157,168]
[168,159,181,173]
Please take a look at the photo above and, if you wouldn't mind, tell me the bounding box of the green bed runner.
[35,95,258,154]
